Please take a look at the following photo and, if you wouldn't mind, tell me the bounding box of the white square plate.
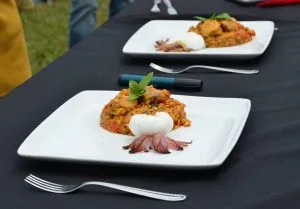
[123,20,274,59]
[18,91,251,169]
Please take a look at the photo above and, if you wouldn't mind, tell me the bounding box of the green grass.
[20,0,109,74]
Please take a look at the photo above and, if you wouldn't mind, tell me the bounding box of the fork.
[24,174,186,201]
[150,0,161,13]
[163,0,178,15]
[150,62,259,75]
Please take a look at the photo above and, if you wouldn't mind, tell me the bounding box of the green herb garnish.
[194,13,232,21]
[128,72,153,102]
[209,12,217,19]
[194,16,207,21]
[214,13,232,20]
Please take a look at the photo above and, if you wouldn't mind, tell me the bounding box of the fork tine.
[25,178,62,193]
[29,174,62,187]
[27,176,62,190]
[26,176,62,190]
[26,176,62,189]
[149,63,177,74]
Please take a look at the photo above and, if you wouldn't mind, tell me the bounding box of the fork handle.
[82,181,186,201]
[189,65,259,74]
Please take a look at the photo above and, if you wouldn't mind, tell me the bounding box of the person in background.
[0,0,32,98]
[69,0,131,48]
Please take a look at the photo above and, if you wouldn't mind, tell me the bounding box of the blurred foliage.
[16,0,35,10]
[20,0,109,74]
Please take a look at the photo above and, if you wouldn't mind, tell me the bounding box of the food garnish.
[128,72,153,102]
[194,12,232,21]
[123,112,191,154]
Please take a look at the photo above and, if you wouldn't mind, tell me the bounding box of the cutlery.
[24,174,186,201]
[150,0,161,13]
[150,63,259,74]
[162,0,178,15]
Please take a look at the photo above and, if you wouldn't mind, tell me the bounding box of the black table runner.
[1,0,300,208]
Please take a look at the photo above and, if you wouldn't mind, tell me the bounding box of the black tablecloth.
[1,0,300,208]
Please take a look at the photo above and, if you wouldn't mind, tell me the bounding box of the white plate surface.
[123,20,274,59]
[18,91,251,168]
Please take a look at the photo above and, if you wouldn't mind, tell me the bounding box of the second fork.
[150,63,259,75]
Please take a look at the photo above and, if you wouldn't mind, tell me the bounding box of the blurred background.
[17,0,109,75]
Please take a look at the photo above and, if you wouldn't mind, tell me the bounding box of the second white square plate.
[18,91,251,169]
[123,20,274,59]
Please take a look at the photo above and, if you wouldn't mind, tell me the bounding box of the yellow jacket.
[0,0,32,97]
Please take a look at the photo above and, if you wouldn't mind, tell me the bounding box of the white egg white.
[169,32,205,51]
[128,112,173,136]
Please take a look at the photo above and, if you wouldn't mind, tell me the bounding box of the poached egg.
[169,32,205,51]
[128,112,173,136]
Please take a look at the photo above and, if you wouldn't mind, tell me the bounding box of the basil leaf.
[127,72,154,102]
[138,72,153,89]
[138,89,146,95]
[209,12,217,19]
[194,16,207,21]
[129,80,139,94]
[195,13,232,21]
[128,93,139,102]
[215,13,232,20]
